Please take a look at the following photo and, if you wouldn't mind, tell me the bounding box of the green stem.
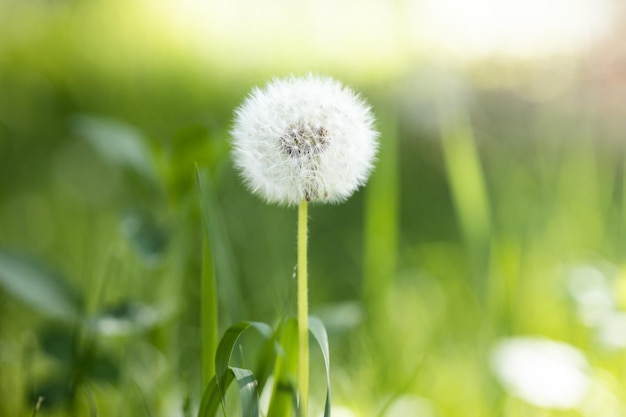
[298,200,309,417]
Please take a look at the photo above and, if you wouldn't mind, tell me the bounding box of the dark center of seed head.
[280,122,328,158]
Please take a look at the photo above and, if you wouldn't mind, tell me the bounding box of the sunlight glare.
[411,0,617,58]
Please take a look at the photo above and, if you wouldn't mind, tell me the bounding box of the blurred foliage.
[2,0,626,416]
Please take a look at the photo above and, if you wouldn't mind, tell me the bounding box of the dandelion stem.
[298,199,309,417]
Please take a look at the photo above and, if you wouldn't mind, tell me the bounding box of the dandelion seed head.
[231,73,379,206]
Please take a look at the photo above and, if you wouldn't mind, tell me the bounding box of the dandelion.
[231,74,379,417]
[231,73,379,206]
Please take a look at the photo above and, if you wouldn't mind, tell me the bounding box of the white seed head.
[231,74,379,206]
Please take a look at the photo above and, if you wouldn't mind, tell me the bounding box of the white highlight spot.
[490,337,591,409]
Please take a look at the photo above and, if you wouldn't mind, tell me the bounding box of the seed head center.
[280,122,328,158]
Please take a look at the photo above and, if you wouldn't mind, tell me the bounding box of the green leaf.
[267,318,299,417]
[215,321,272,410]
[197,368,260,417]
[254,323,283,393]
[0,250,82,321]
[71,114,157,183]
[231,367,260,417]
[309,317,331,417]
[198,375,231,417]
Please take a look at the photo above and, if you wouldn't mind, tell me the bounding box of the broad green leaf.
[0,250,82,321]
[309,317,331,417]
[71,114,157,183]
[267,318,299,417]
[215,321,272,412]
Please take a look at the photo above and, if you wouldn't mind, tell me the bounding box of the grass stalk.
[298,199,309,417]
[440,113,491,298]
[363,115,398,322]
[201,234,218,388]
[196,167,223,389]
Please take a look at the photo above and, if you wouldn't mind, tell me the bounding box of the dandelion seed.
[231,73,379,206]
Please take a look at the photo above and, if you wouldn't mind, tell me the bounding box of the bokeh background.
[2,0,626,416]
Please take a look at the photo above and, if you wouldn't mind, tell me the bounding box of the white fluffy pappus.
[231,74,379,206]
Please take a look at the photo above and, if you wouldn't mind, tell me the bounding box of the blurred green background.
[2,0,626,416]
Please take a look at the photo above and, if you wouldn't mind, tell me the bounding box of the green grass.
[2,4,626,417]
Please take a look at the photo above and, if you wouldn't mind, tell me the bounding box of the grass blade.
[201,232,219,387]
[267,318,299,417]
[196,166,244,325]
[196,165,247,389]
[439,112,491,297]
[198,374,232,417]
[231,367,260,417]
[309,317,331,417]
[196,166,220,388]
[198,368,261,417]
[215,322,272,411]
